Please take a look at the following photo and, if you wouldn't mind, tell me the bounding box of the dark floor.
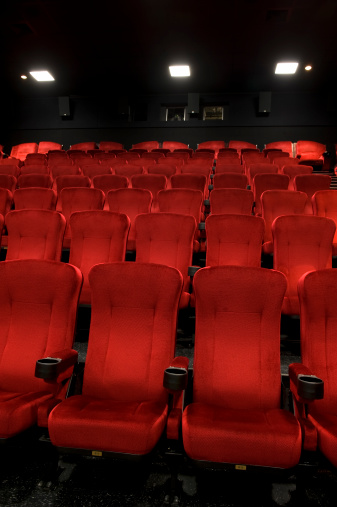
[0,309,336,507]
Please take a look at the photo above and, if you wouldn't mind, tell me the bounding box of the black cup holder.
[298,375,324,400]
[164,367,188,391]
[35,357,61,380]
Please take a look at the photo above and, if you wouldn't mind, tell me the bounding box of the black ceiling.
[1,0,337,99]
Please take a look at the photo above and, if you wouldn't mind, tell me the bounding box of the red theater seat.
[17,174,53,189]
[294,174,332,214]
[131,174,167,212]
[261,190,308,255]
[312,190,337,255]
[5,210,66,261]
[265,141,293,157]
[272,215,335,315]
[212,173,248,189]
[13,188,57,211]
[182,265,301,468]
[290,269,337,464]
[58,187,104,247]
[252,173,290,215]
[205,214,264,267]
[132,141,160,151]
[135,213,196,309]
[295,141,326,168]
[69,142,97,151]
[48,262,185,456]
[210,188,254,215]
[107,188,152,251]
[10,143,38,161]
[0,259,82,439]
[281,165,313,190]
[69,211,130,305]
[38,142,62,154]
[0,174,17,193]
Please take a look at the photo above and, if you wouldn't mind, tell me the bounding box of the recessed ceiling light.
[275,62,298,74]
[29,70,55,81]
[305,65,312,71]
[21,75,27,80]
[169,65,190,77]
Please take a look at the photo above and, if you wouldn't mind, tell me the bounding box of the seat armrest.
[198,222,206,231]
[35,349,78,382]
[289,363,324,402]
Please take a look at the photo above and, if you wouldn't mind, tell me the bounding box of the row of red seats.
[4,140,327,165]
[0,206,336,315]
[0,259,336,479]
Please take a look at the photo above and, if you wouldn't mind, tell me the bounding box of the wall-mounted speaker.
[258,92,271,113]
[187,93,199,114]
[58,96,70,117]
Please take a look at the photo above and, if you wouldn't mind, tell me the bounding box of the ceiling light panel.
[275,62,298,74]
[169,65,190,77]
[29,70,55,81]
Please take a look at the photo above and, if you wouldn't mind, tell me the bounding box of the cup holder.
[298,375,324,400]
[164,367,188,391]
[35,357,61,380]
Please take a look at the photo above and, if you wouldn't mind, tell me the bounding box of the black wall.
[1,91,337,154]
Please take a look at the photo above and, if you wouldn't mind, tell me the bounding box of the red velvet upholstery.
[313,190,337,255]
[107,188,152,251]
[48,262,183,454]
[0,188,13,219]
[157,188,204,251]
[183,265,301,468]
[295,141,326,166]
[210,188,254,215]
[0,164,20,177]
[20,164,49,174]
[215,162,244,173]
[58,187,104,247]
[13,188,57,210]
[198,141,225,158]
[135,213,196,308]
[147,164,177,178]
[272,215,335,315]
[0,259,82,438]
[162,141,189,151]
[217,152,240,163]
[170,174,208,200]
[252,173,290,215]
[93,174,129,209]
[17,174,53,189]
[55,175,91,203]
[81,164,112,179]
[212,173,248,189]
[265,141,293,157]
[205,214,264,267]
[69,211,130,305]
[50,165,80,180]
[261,190,308,254]
[294,174,332,214]
[38,142,62,154]
[0,174,16,193]
[267,151,289,163]
[272,157,299,170]
[247,163,277,188]
[99,141,124,151]
[132,141,159,151]
[69,142,97,151]
[131,174,167,212]
[281,165,313,190]
[24,154,47,165]
[295,269,337,466]
[228,140,256,154]
[114,164,143,178]
[10,143,38,161]
[6,210,66,261]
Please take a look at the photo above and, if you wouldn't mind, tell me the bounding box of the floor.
[1,310,336,507]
